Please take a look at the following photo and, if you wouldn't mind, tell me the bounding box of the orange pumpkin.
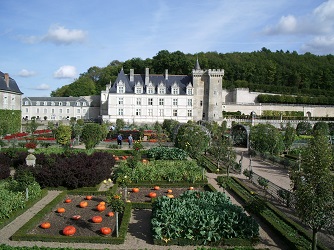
[99,201,106,205]
[153,186,160,190]
[63,225,76,236]
[85,195,93,200]
[72,215,81,220]
[57,207,66,213]
[64,198,72,203]
[40,222,51,229]
[107,211,115,217]
[100,227,112,235]
[79,201,88,208]
[167,189,173,194]
[114,157,119,161]
[189,187,194,190]
[167,194,174,198]
[92,215,103,223]
[148,192,157,198]
[96,204,106,212]
[142,159,148,163]
[132,187,140,193]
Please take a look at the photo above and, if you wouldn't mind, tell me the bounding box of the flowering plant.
[25,142,37,149]
[133,141,143,151]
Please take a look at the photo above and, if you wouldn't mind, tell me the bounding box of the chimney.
[130,69,134,82]
[165,69,168,80]
[4,73,9,88]
[145,68,149,85]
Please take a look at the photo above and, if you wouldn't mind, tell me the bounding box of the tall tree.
[55,125,72,147]
[81,123,103,150]
[291,132,334,250]
[283,122,296,153]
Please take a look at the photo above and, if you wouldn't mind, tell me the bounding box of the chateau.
[3,61,334,125]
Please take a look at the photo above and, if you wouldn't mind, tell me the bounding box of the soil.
[29,195,116,237]
[28,187,199,238]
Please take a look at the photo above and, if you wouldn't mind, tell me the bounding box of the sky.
[1,0,333,97]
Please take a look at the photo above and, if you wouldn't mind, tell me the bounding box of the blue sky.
[1,0,333,97]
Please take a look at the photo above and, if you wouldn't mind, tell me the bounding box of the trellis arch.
[231,124,250,149]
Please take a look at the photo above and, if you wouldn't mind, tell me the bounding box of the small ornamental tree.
[55,125,72,147]
[291,131,334,250]
[81,123,103,150]
[283,122,296,153]
[175,123,210,158]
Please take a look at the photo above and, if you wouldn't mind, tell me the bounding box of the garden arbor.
[231,124,250,149]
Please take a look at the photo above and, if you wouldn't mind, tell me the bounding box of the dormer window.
[146,82,155,94]
[158,82,166,95]
[36,101,40,105]
[82,102,87,106]
[171,82,179,95]
[76,102,80,106]
[186,83,193,95]
[117,80,125,94]
[66,101,70,106]
[51,102,55,106]
[58,102,62,106]
[24,101,28,105]
[135,82,143,94]
[44,101,47,106]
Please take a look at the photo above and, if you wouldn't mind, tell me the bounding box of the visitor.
[117,134,123,148]
[128,134,133,148]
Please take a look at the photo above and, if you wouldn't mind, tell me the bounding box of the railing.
[250,171,294,208]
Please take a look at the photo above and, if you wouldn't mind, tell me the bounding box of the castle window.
[36,101,40,105]
[36,108,40,114]
[200,101,203,107]
[173,110,178,116]
[58,102,63,106]
[147,87,154,94]
[159,98,164,106]
[148,109,153,116]
[59,109,63,114]
[118,97,124,105]
[66,109,70,114]
[24,101,28,105]
[136,108,141,116]
[118,108,124,116]
[137,98,141,105]
[51,102,55,106]
[118,86,124,93]
[135,86,142,94]
[173,99,178,106]
[187,99,192,106]
[44,101,47,106]
[148,98,153,105]
[66,101,70,106]
[82,102,87,106]
[44,109,47,114]
[158,82,166,94]
[76,102,80,106]
[159,109,164,116]
[171,82,179,95]
[187,110,192,117]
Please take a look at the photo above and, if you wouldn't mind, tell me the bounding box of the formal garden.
[0,118,333,250]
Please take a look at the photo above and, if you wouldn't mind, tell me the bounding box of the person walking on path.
[128,134,133,148]
[117,134,123,148]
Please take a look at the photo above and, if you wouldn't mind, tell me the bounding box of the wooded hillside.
[51,48,334,99]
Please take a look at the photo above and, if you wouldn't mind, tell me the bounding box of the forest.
[51,48,334,103]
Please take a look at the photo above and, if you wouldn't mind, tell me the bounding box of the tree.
[250,124,284,155]
[26,118,38,135]
[291,132,334,250]
[209,123,236,176]
[313,121,329,136]
[283,122,296,153]
[296,121,312,136]
[115,119,125,133]
[81,123,103,150]
[55,125,72,147]
[175,123,210,158]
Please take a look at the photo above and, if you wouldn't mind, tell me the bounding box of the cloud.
[264,15,297,35]
[19,24,87,45]
[54,65,77,79]
[18,69,36,77]
[43,24,87,45]
[301,35,334,55]
[34,84,50,90]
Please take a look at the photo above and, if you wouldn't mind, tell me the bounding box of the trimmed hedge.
[217,176,328,250]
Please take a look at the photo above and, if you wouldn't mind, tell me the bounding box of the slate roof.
[0,71,23,94]
[109,69,192,95]
[22,96,91,106]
